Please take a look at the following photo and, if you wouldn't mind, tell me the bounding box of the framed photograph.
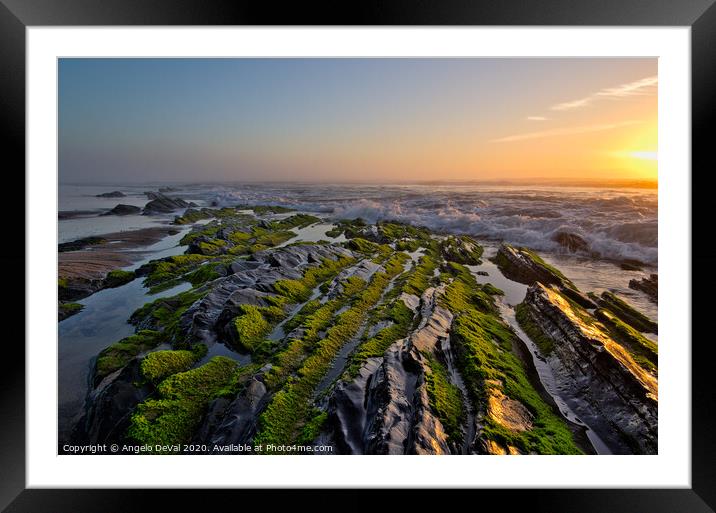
[3,0,714,510]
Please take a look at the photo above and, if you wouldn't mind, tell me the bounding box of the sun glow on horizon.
[630,151,658,160]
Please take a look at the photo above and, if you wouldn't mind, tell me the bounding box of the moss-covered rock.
[254,253,407,449]
[423,353,465,444]
[127,356,239,447]
[443,267,582,454]
[140,345,207,384]
[237,204,294,215]
[173,207,215,225]
[94,330,161,386]
[139,254,211,287]
[58,236,106,253]
[516,283,658,453]
[482,283,504,296]
[402,255,438,296]
[231,305,276,352]
[58,302,84,321]
[195,238,229,255]
[515,302,554,354]
[104,269,135,288]
[597,291,657,334]
[130,288,208,343]
[269,213,320,231]
[595,308,658,373]
[346,237,383,254]
[494,244,573,288]
[439,235,484,265]
[378,221,432,243]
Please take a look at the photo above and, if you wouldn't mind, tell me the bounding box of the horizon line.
[59,177,658,189]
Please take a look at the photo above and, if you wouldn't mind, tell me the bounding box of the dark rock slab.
[73,359,151,444]
[102,204,141,216]
[597,291,657,333]
[361,338,451,455]
[202,378,269,446]
[552,231,589,253]
[96,191,125,198]
[331,287,454,455]
[629,273,658,303]
[180,244,353,345]
[58,236,106,253]
[519,283,658,454]
[494,243,597,309]
[143,192,190,214]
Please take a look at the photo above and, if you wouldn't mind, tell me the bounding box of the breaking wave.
[206,183,658,265]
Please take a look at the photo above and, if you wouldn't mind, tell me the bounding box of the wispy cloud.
[491,120,642,143]
[551,75,657,111]
[526,116,549,121]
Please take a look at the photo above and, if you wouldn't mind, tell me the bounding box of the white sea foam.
[205,183,658,265]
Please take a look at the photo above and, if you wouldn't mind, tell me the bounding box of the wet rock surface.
[629,273,658,303]
[360,338,450,454]
[103,204,142,216]
[519,283,658,454]
[495,243,596,309]
[552,231,589,253]
[96,191,126,198]
[200,378,269,446]
[495,244,569,288]
[487,388,533,432]
[72,359,152,446]
[182,244,353,345]
[327,286,461,454]
[143,192,191,214]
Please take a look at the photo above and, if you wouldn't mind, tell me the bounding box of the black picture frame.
[2,1,714,511]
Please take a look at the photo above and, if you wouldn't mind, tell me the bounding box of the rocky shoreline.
[58,225,182,319]
[60,204,659,454]
[58,189,199,319]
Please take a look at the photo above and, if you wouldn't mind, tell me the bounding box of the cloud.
[551,75,657,111]
[526,116,549,121]
[551,98,592,111]
[491,120,642,143]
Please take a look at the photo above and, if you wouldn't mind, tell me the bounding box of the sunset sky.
[59,58,657,184]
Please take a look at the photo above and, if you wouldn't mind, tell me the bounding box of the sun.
[608,121,657,181]
[629,151,657,160]
[617,151,657,181]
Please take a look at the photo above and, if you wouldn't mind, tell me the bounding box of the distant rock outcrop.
[96,191,125,198]
[552,231,589,253]
[102,204,141,216]
[142,192,190,214]
[629,274,658,303]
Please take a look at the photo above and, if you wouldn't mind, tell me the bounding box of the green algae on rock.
[104,269,136,288]
[94,330,162,386]
[441,265,582,455]
[596,290,657,334]
[127,356,239,447]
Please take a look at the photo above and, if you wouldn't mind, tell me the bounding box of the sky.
[58,58,657,184]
